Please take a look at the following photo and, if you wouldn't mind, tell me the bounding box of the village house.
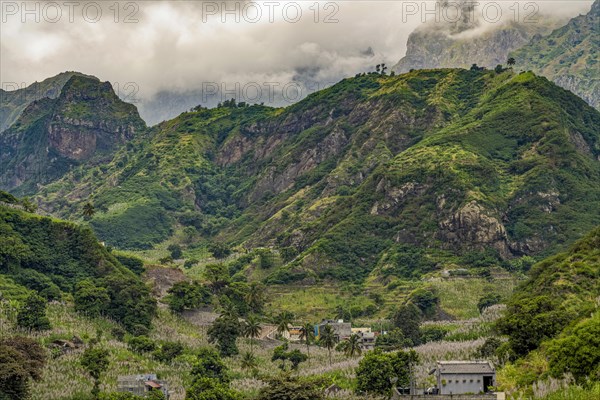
[281,326,304,341]
[117,374,170,399]
[316,319,352,341]
[431,361,496,395]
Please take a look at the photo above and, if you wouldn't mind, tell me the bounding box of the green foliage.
[497,227,600,357]
[257,376,328,400]
[10,268,61,300]
[16,293,51,331]
[419,325,449,343]
[356,349,418,395]
[545,312,600,382]
[127,336,156,354]
[272,343,308,370]
[207,314,241,357]
[113,253,145,275]
[392,302,422,346]
[408,288,439,319]
[165,281,211,313]
[186,348,240,400]
[0,204,156,333]
[74,280,111,318]
[477,293,502,313]
[80,347,110,398]
[0,337,46,400]
[152,341,184,363]
[375,329,411,351]
[207,242,231,259]
[167,244,183,259]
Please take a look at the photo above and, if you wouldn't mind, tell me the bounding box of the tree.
[0,337,46,400]
[240,351,258,375]
[187,348,240,400]
[242,315,262,354]
[16,293,51,331]
[392,302,422,346]
[207,314,241,357]
[299,322,315,359]
[495,64,504,74]
[274,311,294,337]
[81,347,110,398]
[257,376,326,400]
[343,334,362,358]
[190,348,230,383]
[74,280,111,317]
[356,349,418,395]
[167,244,183,259]
[271,343,308,371]
[83,202,95,219]
[507,57,516,66]
[153,341,184,363]
[380,63,388,75]
[127,336,156,353]
[204,263,230,293]
[244,282,266,314]
[546,313,600,382]
[166,281,211,313]
[375,329,410,351]
[208,242,231,259]
[319,325,337,365]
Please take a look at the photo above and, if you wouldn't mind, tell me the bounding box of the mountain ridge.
[25,68,600,284]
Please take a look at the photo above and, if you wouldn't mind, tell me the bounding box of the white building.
[433,361,495,394]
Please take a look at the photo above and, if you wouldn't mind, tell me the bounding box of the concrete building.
[117,374,169,399]
[316,319,352,341]
[433,361,496,395]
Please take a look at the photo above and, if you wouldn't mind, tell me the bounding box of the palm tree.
[274,311,294,338]
[243,315,262,354]
[245,282,265,314]
[507,57,516,66]
[220,302,238,320]
[299,322,315,359]
[240,351,258,375]
[319,324,337,365]
[344,334,362,358]
[82,202,95,219]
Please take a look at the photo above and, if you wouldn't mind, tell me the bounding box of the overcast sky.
[0,1,594,104]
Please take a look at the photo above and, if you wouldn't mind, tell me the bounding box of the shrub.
[16,293,51,331]
[127,336,156,354]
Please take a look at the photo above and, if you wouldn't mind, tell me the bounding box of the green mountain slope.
[0,71,91,132]
[510,0,600,109]
[497,226,599,390]
[32,69,600,284]
[0,75,146,195]
[0,190,156,332]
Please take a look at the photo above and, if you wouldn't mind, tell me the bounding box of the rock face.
[393,21,559,73]
[510,0,600,110]
[0,75,145,193]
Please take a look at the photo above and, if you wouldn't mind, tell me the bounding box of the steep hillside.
[496,226,599,392]
[510,0,600,109]
[0,75,146,195]
[0,71,90,132]
[33,69,600,284]
[0,190,156,332]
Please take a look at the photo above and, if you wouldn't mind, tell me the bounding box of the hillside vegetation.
[26,68,600,287]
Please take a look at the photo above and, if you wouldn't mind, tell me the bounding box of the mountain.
[392,21,560,73]
[31,69,600,284]
[0,75,146,195]
[0,71,91,133]
[510,0,600,110]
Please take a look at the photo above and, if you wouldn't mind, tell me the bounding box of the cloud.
[0,0,593,121]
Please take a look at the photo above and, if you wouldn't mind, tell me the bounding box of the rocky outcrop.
[438,201,511,258]
[0,75,145,193]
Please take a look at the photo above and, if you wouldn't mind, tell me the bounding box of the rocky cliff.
[510,0,599,110]
[0,75,146,194]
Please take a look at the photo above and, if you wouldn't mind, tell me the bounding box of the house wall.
[437,373,494,395]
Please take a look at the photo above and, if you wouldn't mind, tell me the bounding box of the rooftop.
[436,361,495,374]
